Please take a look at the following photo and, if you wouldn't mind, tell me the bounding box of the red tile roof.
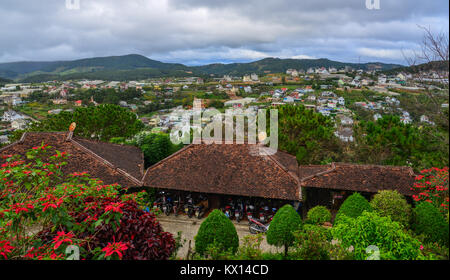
[142,143,302,201]
[0,132,143,187]
[300,162,417,196]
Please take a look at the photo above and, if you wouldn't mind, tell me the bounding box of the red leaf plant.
[0,144,175,260]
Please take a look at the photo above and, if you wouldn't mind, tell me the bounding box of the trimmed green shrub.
[307,206,332,225]
[370,190,412,228]
[412,202,449,247]
[194,209,239,256]
[334,192,372,224]
[332,211,425,260]
[266,204,303,257]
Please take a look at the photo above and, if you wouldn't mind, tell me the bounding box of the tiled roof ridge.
[1,131,142,186]
[0,131,67,153]
[73,136,142,150]
[266,153,302,200]
[299,162,417,188]
[142,143,195,180]
[70,138,143,186]
[332,162,416,176]
[300,163,336,184]
[72,136,146,176]
[299,162,416,180]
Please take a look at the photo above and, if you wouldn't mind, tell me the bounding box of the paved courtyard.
[157,214,282,258]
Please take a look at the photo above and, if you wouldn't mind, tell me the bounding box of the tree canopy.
[354,115,449,171]
[277,105,341,164]
[19,104,144,142]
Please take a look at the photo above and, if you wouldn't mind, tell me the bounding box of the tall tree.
[277,105,341,164]
[16,104,144,142]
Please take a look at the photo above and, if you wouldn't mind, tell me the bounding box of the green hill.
[382,60,449,75]
[0,77,12,84]
[0,54,403,82]
[194,57,401,76]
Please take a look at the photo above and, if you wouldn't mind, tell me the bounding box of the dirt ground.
[157,214,282,258]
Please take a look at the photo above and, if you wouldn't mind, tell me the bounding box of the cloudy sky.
[0,0,448,65]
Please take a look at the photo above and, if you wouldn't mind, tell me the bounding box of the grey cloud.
[0,0,448,65]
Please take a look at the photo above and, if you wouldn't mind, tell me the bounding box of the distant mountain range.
[0,77,11,84]
[382,60,449,75]
[0,54,403,82]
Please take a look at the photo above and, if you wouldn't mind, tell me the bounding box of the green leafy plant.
[291,225,352,260]
[412,202,449,247]
[235,234,264,260]
[331,211,425,260]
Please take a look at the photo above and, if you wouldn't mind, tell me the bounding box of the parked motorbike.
[222,198,235,219]
[259,205,270,223]
[235,199,244,223]
[194,195,208,219]
[245,201,255,222]
[223,205,233,219]
[173,195,181,217]
[184,194,195,218]
[194,205,205,219]
[248,217,270,234]
[268,207,277,222]
[158,191,172,216]
[163,198,172,216]
[153,196,163,212]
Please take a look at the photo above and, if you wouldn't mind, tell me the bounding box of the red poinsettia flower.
[102,240,128,259]
[104,202,125,214]
[41,194,64,212]
[10,203,34,214]
[52,231,75,250]
[0,240,15,260]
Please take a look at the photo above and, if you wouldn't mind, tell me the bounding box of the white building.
[283,96,295,103]
[327,102,337,108]
[243,75,252,82]
[11,119,29,130]
[334,127,354,142]
[420,115,435,126]
[224,98,256,108]
[244,86,253,93]
[319,110,331,117]
[374,113,382,121]
[2,110,25,122]
[339,116,354,126]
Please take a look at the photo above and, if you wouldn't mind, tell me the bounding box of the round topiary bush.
[307,206,332,225]
[194,209,239,256]
[370,190,412,228]
[334,193,372,224]
[266,204,303,257]
[412,202,449,247]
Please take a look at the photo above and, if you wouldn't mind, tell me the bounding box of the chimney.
[66,122,77,141]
